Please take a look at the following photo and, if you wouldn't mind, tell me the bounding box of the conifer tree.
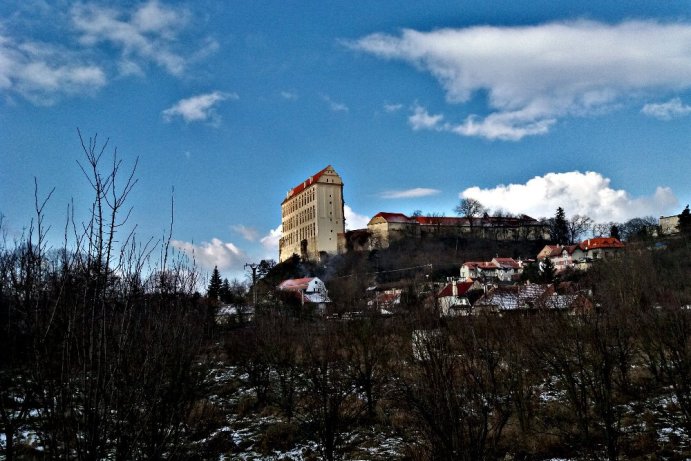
[207,266,222,301]
[610,224,621,240]
[551,207,569,245]
[219,278,231,303]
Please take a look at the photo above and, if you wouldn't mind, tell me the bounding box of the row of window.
[283,223,316,246]
[283,205,316,232]
[284,188,315,215]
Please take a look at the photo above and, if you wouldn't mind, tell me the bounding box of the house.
[277,277,331,311]
[436,280,478,316]
[460,261,500,280]
[543,293,593,314]
[460,257,523,282]
[579,237,625,261]
[537,244,585,271]
[367,288,402,315]
[473,284,554,313]
[537,238,623,271]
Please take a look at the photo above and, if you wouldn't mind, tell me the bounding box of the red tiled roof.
[463,261,497,270]
[371,212,415,223]
[414,216,468,226]
[493,258,520,269]
[580,237,625,251]
[278,277,316,291]
[283,166,331,204]
[437,281,474,298]
[540,244,581,258]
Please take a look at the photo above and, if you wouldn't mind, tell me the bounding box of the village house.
[537,244,585,272]
[277,277,331,311]
[367,288,402,315]
[460,257,523,282]
[436,279,481,316]
[473,284,554,314]
[537,237,624,271]
[579,237,625,260]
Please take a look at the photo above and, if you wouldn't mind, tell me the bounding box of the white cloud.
[641,97,691,120]
[321,94,349,112]
[408,105,443,130]
[354,20,691,140]
[162,91,237,124]
[460,171,678,222]
[0,33,106,104]
[232,224,259,242]
[0,0,212,104]
[171,238,246,271]
[260,225,282,252]
[71,1,191,76]
[384,102,403,112]
[344,205,370,230]
[381,187,441,199]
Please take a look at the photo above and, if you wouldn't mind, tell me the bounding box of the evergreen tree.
[539,257,556,283]
[219,278,231,303]
[551,207,569,245]
[207,266,222,301]
[610,224,621,240]
[679,205,691,236]
[520,261,541,283]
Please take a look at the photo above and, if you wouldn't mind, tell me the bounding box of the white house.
[277,277,331,311]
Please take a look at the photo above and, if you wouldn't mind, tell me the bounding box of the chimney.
[452,280,458,297]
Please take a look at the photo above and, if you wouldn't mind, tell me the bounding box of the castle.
[279,166,550,262]
[279,166,346,262]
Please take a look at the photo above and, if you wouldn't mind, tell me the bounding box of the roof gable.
[283,165,337,204]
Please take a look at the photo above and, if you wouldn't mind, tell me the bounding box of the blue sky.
[2,0,691,280]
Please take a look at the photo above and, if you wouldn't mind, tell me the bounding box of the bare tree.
[455,198,487,229]
[567,214,593,244]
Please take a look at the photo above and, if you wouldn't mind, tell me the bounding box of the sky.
[2,0,691,281]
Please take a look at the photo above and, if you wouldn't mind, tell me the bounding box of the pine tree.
[219,278,231,303]
[551,207,569,245]
[207,266,222,301]
[610,224,620,240]
[539,257,556,283]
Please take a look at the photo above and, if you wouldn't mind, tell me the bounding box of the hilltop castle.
[279,166,346,262]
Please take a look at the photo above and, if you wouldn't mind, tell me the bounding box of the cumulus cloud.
[260,225,282,252]
[460,171,678,222]
[641,97,691,120]
[354,20,691,140]
[381,187,441,199]
[344,205,370,230]
[172,238,246,271]
[281,90,298,100]
[162,91,237,124]
[232,224,259,242]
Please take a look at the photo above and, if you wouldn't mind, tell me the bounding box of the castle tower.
[279,165,345,262]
